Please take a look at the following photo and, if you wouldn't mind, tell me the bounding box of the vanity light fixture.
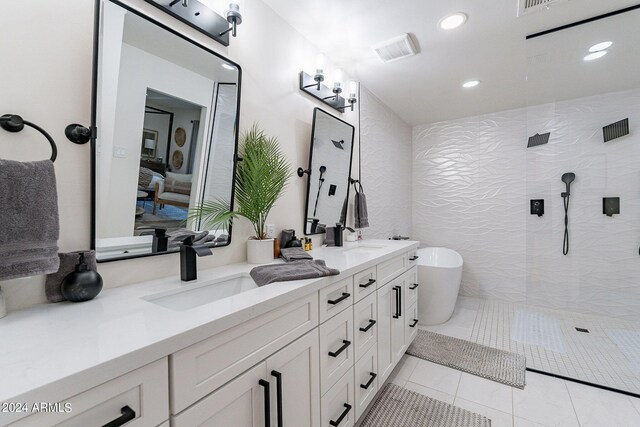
[584,51,607,61]
[589,41,612,52]
[220,3,242,38]
[462,80,480,88]
[324,68,343,101]
[439,13,467,30]
[147,0,241,46]
[303,54,326,91]
[336,81,358,112]
[299,59,357,113]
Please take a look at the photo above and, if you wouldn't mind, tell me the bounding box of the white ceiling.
[263,0,640,125]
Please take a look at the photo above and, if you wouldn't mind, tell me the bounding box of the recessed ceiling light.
[462,80,480,88]
[588,41,612,52]
[221,63,236,70]
[439,13,467,30]
[584,51,607,61]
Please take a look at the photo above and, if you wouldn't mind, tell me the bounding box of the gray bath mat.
[360,383,490,427]
[407,329,526,389]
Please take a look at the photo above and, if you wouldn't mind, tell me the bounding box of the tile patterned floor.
[381,296,640,426]
[469,299,640,395]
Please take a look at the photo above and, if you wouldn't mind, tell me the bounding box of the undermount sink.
[142,273,257,311]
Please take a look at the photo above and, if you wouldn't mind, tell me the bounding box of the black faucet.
[180,235,213,282]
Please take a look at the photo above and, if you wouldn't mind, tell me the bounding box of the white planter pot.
[247,238,274,264]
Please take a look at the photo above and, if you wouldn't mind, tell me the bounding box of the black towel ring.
[0,114,57,162]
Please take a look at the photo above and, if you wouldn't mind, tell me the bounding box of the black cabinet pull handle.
[410,319,419,328]
[328,340,351,357]
[359,319,376,332]
[360,372,377,390]
[259,379,271,427]
[328,292,350,305]
[398,286,402,317]
[101,406,136,427]
[393,286,400,319]
[409,255,419,261]
[359,278,376,288]
[409,283,419,290]
[271,370,283,427]
[329,403,352,427]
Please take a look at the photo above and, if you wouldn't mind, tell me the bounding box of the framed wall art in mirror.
[92,0,241,261]
[301,108,355,235]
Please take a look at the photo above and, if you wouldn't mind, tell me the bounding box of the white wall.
[360,86,412,239]
[413,87,640,321]
[0,0,358,311]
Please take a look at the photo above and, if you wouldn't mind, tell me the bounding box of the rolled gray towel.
[0,159,60,280]
[250,260,339,286]
[45,251,97,303]
[280,247,313,262]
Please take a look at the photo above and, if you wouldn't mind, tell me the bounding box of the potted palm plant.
[191,124,291,264]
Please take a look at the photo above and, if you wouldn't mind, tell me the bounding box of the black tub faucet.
[180,235,213,282]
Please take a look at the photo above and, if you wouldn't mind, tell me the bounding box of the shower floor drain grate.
[575,327,590,333]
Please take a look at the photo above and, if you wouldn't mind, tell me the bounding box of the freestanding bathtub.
[417,247,464,326]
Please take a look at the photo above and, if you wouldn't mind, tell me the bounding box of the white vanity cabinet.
[173,330,321,427]
[8,358,169,427]
[4,243,419,427]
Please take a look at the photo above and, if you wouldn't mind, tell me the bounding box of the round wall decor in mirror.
[172,150,184,169]
[92,0,241,262]
[174,127,186,147]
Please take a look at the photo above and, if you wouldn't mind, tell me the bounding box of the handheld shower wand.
[313,166,327,217]
[561,172,576,255]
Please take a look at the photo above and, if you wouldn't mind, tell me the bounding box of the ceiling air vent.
[518,0,569,17]
[372,34,418,63]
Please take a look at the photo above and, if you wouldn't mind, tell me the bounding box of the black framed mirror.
[91,0,241,261]
[302,108,355,235]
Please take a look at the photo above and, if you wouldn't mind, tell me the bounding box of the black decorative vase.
[60,253,103,302]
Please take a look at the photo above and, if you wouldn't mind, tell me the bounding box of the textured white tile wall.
[360,86,412,239]
[413,88,640,321]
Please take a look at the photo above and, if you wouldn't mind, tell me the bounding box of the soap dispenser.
[334,223,344,247]
[60,253,103,302]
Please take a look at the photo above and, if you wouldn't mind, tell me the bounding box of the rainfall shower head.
[331,139,345,150]
[561,172,575,196]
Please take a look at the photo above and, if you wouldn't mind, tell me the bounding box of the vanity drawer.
[353,266,377,302]
[321,367,355,427]
[405,266,418,308]
[8,358,169,427]
[320,306,354,395]
[353,292,377,362]
[377,254,408,286]
[354,345,378,421]
[406,302,419,346]
[170,293,318,414]
[319,277,354,323]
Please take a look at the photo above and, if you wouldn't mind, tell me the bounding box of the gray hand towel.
[0,159,60,280]
[45,251,97,303]
[280,247,313,262]
[354,183,369,229]
[167,229,210,249]
[250,260,339,286]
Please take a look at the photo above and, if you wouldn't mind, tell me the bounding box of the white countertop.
[0,239,417,422]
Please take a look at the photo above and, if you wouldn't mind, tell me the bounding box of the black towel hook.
[0,114,57,162]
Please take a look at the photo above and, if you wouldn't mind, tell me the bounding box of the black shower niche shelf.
[603,197,620,217]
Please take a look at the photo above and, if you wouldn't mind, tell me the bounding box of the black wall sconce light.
[144,0,242,46]
[299,55,358,113]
